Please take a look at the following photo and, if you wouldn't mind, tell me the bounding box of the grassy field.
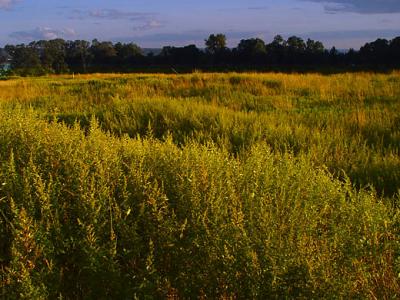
[0,72,399,298]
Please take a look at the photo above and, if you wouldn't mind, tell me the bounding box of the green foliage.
[205,34,227,54]
[0,72,399,298]
[0,69,9,80]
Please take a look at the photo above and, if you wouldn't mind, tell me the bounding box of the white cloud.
[69,8,164,32]
[132,20,163,31]
[9,27,77,41]
[70,9,153,21]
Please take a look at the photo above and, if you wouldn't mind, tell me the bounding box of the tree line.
[1,33,400,75]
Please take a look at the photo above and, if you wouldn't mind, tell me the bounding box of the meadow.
[0,72,399,298]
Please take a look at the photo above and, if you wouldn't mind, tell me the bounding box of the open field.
[0,72,400,298]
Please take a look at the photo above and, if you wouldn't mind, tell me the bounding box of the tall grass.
[1,72,398,196]
[0,72,399,298]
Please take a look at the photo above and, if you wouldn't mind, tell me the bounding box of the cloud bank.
[132,20,163,31]
[70,9,153,21]
[305,0,400,14]
[9,27,76,41]
[69,8,164,32]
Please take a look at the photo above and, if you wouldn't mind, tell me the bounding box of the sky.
[0,0,400,49]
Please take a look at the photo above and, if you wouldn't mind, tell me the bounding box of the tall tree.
[114,42,143,65]
[236,38,267,64]
[5,44,44,75]
[305,39,325,64]
[360,38,390,64]
[328,46,340,65]
[34,39,69,74]
[66,40,91,72]
[0,48,6,64]
[266,35,287,64]
[286,36,306,64]
[158,45,202,66]
[205,34,227,54]
[287,36,305,52]
[389,37,400,64]
[306,39,324,54]
[90,40,117,65]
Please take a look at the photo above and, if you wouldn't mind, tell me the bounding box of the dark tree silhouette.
[66,40,92,72]
[305,39,325,64]
[359,38,390,64]
[114,42,143,65]
[266,35,286,64]
[389,37,400,64]
[90,39,117,65]
[204,34,231,66]
[159,45,202,66]
[31,39,69,74]
[286,36,306,64]
[236,38,267,64]
[4,43,44,75]
[0,49,7,64]
[3,35,400,75]
[205,34,227,54]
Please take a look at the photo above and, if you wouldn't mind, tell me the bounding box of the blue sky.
[1,0,399,49]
